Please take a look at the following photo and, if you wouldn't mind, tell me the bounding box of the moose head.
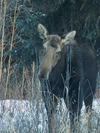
[38,24,76,80]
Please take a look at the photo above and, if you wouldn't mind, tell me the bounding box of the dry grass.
[0,96,100,133]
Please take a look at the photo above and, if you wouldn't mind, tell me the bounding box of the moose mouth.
[38,70,50,81]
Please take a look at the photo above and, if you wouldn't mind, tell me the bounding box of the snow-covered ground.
[0,99,100,133]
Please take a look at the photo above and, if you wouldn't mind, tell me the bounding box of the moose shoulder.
[38,24,97,133]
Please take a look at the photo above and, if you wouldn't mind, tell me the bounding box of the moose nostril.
[38,69,49,80]
[38,71,45,80]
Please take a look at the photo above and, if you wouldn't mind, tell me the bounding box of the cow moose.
[37,24,97,133]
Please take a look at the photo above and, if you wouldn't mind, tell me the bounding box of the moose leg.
[84,95,93,133]
[41,81,58,133]
[83,80,96,133]
[83,81,96,113]
[84,94,93,133]
[68,96,82,133]
[47,102,57,133]
[84,94,93,113]
[64,79,83,133]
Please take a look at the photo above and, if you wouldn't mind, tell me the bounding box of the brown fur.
[38,24,97,133]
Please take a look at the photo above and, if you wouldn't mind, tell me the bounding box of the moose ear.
[62,31,76,45]
[37,24,48,40]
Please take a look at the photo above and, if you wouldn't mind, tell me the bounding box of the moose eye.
[40,49,46,55]
[51,43,57,48]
